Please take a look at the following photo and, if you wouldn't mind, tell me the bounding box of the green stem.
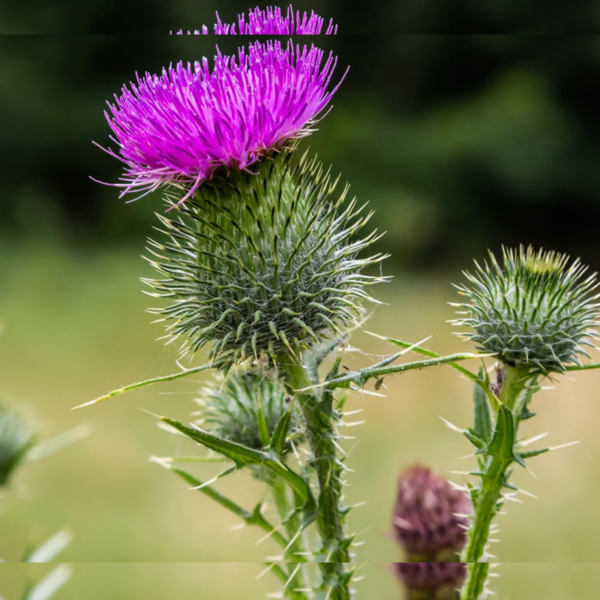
[283,353,351,600]
[460,365,529,600]
[270,478,309,599]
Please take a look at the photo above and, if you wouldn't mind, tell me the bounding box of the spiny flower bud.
[452,246,600,373]
[392,465,471,561]
[196,368,302,472]
[395,562,467,600]
[0,404,34,487]
[145,151,385,363]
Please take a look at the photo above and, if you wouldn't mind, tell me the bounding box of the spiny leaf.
[72,362,214,409]
[473,366,493,443]
[24,530,72,563]
[161,417,313,507]
[486,405,519,467]
[168,467,289,549]
[270,407,293,457]
[23,565,72,600]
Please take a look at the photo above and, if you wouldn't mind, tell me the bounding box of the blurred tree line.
[1,0,600,268]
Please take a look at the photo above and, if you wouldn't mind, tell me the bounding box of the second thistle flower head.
[0,404,34,487]
[392,465,471,561]
[452,246,600,373]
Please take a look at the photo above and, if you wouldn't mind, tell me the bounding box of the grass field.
[1,244,600,598]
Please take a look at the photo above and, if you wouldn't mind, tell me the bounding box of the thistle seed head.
[197,367,302,455]
[452,246,600,373]
[145,150,386,364]
[392,465,471,560]
[0,404,34,487]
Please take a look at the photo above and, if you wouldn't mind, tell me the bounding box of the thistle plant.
[392,465,469,600]
[85,5,600,598]
[0,401,88,598]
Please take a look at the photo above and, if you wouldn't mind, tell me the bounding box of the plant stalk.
[270,477,310,599]
[282,353,351,600]
[460,365,529,600]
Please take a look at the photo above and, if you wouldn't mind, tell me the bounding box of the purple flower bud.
[174,5,337,35]
[395,562,467,598]
[95,41,346,204]
[392,465,471,560]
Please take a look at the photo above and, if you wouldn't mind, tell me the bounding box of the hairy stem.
[461,365,529,600]
[283,354,351,600]
[270,478,309,599]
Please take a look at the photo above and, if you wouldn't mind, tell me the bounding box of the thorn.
[284,565,302,589]
[256,563,278,581]
[549,441,581,451]
[517,432,549,447]
[256,523,285,545]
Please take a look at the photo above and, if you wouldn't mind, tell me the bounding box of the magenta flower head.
[174,4,337,35]
[96,40,345,204]
[392,465,471,561]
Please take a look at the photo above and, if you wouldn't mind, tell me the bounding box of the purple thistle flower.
[174,5,337,35]
[395,562,467,598]
[392,465,472,560]
[95,40,346,204]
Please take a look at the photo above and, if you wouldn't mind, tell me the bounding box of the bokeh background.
[2,2,600,598]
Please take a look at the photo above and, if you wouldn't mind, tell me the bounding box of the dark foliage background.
[1,2,600,269]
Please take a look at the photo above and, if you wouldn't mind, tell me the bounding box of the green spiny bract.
[451,246,600,373]
[144,150,386,364]
[0,404,34,487]
[197,368,302,455]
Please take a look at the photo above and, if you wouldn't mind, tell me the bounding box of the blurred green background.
[2,2,600,598]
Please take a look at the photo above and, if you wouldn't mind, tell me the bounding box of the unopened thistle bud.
[452,246,600,373]
[392,465,471,561]
[395,562,467,600]
[0,404,34,487]
[145,151,385,362]
[198,367,301,454]
[197,368,302,480]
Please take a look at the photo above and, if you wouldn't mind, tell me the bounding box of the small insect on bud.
[0,404,35,487]
[392,465,471,561]
[452,246,600,374]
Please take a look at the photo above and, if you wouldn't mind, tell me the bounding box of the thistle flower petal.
[95,41,346,202]
[174,5,337,35]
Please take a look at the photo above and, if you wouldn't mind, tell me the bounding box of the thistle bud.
[395,562,467,600]
[0,404,34,487]
[145,151,385,363]
[197,367,302,476]
[392,465,471,561]
[452,246,600,373]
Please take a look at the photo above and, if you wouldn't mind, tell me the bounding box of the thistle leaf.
[270,407,293,457]
[473,367,493,443]
[24,530,72,563]
[23,565,72,600]
[486,405,519,467]
[161,417,313,507]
